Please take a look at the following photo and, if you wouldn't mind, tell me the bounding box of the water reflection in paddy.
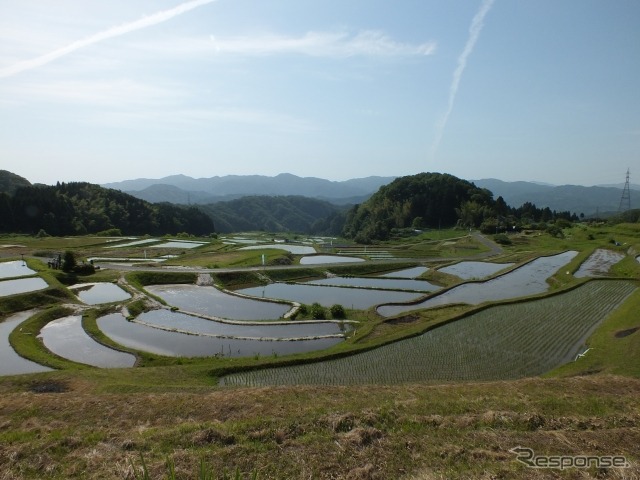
[0,277,48,297]
[71,282,131,305]
[0,310,52,376]
[150,240,207,249]
[145,284,290,320]
[378,266,428,278]
[39,316,136,368]
[378,251,578,317]
[239,244,316,255]
[300,255,364,265]
[0,261,37,279]
[238,283,422,309]
[137,309,345,338]
[438,261,514,280]
[305,276,439,292]
[97,313,343,358]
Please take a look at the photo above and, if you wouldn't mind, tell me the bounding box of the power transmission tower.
[618,168,631,212]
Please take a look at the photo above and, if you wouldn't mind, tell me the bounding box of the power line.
[618,168,631,212]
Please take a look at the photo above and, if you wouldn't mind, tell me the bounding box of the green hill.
[343,172,495,242]
[0,181,214,236]
[0,170,31,195]
[201,195,345,234]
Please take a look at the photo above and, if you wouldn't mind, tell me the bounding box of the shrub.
[73,263,95,275]
[330,304,346,319]
[96,228,122,236]
[310,302,326,320]
[62,251,76,272]
[493,234,511,245]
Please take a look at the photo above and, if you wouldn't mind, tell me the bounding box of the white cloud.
[430,0,495,159]
[212,30,436,57]
[132,30,436,58]
[0,0,218,78]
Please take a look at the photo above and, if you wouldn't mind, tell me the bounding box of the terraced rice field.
[222,280,637,386]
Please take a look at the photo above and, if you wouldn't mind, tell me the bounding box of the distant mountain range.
[472,178,640,216]
[102,173,396,205]
[103,173,639,216]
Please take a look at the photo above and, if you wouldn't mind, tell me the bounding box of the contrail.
[0,0,217,79]
[430,0,495,159]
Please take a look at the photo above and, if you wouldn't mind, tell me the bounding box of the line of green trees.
[0,182,214,236]
[0,171,591,240]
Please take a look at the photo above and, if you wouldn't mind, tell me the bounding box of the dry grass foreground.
[0,375,639,479]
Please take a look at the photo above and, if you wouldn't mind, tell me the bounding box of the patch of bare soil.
[28,380,69,394]
[386,314,420,325]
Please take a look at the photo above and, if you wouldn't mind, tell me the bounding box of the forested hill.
[0,182,214,236]
[342,172,496,243]
[0,170,31,195]
[200,196,345,234]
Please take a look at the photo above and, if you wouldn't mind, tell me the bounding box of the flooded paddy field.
[304,276,439,292]
[239,244,316,255]
[39,315,136,368]
[0,310,52,376]
[378,251,578,316]
[378,266,429,278]
[238,283,422,310]
[135,309,346,339]
[71,282,131,305]
[97,313,343,358]
[0,277,48,297]
[300,255,364,265]
[149,240,208,249]
[438,261,514,280]
[0,260,37,279]
[145,284,291,320]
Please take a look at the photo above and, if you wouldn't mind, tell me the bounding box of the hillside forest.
[1,170,636,240]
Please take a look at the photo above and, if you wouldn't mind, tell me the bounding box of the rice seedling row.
[222,280,637,386]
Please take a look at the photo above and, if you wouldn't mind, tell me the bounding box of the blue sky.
[1,0,638,186]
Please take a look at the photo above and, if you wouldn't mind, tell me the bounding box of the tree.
[310,302,326,320]
[330,304,346,319]
[62,250,76,272]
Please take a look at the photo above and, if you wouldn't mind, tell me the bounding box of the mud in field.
[615,326,639,338]
[574,248,625,277]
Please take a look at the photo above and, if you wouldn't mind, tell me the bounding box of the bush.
[330,304,346,319]
[62,251,76,272]
[310,302,326,320]
[96,228,122,236]
[73,263,96,275]
[546,225,564,238]
[493,234,512,245]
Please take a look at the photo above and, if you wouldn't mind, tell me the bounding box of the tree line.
[0,182,214,236]
[0,172,595,240]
